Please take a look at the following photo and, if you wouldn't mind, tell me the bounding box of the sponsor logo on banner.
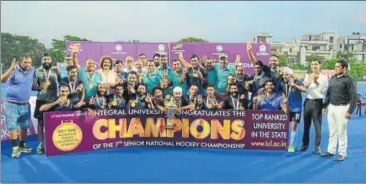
[171,43,185,53]
[256,44,269,56]
[157,44,167,55]
[111,44,127,55]
[212,45,224,56]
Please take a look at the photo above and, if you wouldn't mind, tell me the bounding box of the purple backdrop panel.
[136,43,169,60]
[66,41,102,68]
[100,42,137,62]
[170,43,271,75]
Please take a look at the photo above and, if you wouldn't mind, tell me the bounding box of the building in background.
[253,33,273,44]
[338,32,366,62]
[298,32,339,64]
[265,32,366,65]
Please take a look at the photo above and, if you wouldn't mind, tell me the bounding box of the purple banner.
[44,109,289,156]
[66,41,169,67]
[170,43,271,75]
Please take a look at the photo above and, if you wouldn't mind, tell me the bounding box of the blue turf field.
[1,83,366,182]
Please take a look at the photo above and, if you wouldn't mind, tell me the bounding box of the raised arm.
[177,52,192,68]
[246,42,257,63]
[1,58,17,83]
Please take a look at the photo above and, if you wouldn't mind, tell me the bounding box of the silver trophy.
[166,97,177,129]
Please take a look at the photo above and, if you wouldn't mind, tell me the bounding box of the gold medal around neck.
[89,83,93,89]
[193,73,199,78]
[45,80,51,86]
[131,101,136,108]
[207,104,213,109]
[112,99,118,106]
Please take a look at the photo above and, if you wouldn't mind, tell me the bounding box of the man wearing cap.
[321,60,357,161]
[167,87,195,112]
[282,67,306,152]
[33,53,60,154]
[1,55,35,158]
[300,59,328,154]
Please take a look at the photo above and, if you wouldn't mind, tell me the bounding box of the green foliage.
[292,64,308,70]
[49,35,89,63]
[1,32,47,72]
[320,55,366,80]
[178,37,208,43]
[278,55,289,67]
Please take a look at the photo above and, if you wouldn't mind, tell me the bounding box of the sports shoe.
[11,146,21,158]
[288,145,295,152]
[20,143,33,153]
[37,143,45,154]
[335,155,345,161]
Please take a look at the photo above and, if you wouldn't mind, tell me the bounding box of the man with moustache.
[300,59,329,154]
[33,53,60,154]
[197,85,222,110]
[122,71,139,102]
[99,56,119,88]
[138,53,148,67]
[153,53,160,68]
[1,55,34,158]
[128,83,152,109]
[60,65,85,109]
[221,84,246,110]
[253,80,287,112]
[135,60,146,83]
[88,83,109,110]
[185,55,206,94]
[157,54,173,81]
[39,84,76,112]
[248,61,270,102]
[234,64,251,108]
[124,56,136,73]
[247,43,283,92]
[168,87,195,112]
[108,84,127,109]
[114,60,128,82]
[72,49,104,103]
[321,60,357,161]
[144,60,162,94]
[58,54,73,79]
[171,59,188,95]
[150,87,166,111]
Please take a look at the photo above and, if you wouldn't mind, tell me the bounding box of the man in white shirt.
[300,59,329,154]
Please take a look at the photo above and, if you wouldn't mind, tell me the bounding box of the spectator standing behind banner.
[221,84,246,110]
[57,54,73,79]
[282,67,306,152]
[144,60,162,94]
[124,56,136,73]
[157,54,174,82]
[248,61,270,100]
[72,48,104,102]
[33,53,60,154]
[252,80,287,112]
[197,85,222,110]
[108,84,127,109]
[114,60,128,82]
[128,83,151,109]
[321,60,357,161]
[153,53,160,68]
[246,42,283,93]
[88,83,108,109]
[1,56,34,158]
[300,59,328,154]
[171,59,188,95]
[39,84,76,112]
[98,56,119,90]
[60,65,85,109]
[122,71,139,102]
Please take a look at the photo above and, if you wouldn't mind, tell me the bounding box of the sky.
[2,1,366,48]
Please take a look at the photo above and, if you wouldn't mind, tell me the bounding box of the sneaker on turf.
[288,144,295,152]
[12,146,21,158]
[20,143,33,153]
